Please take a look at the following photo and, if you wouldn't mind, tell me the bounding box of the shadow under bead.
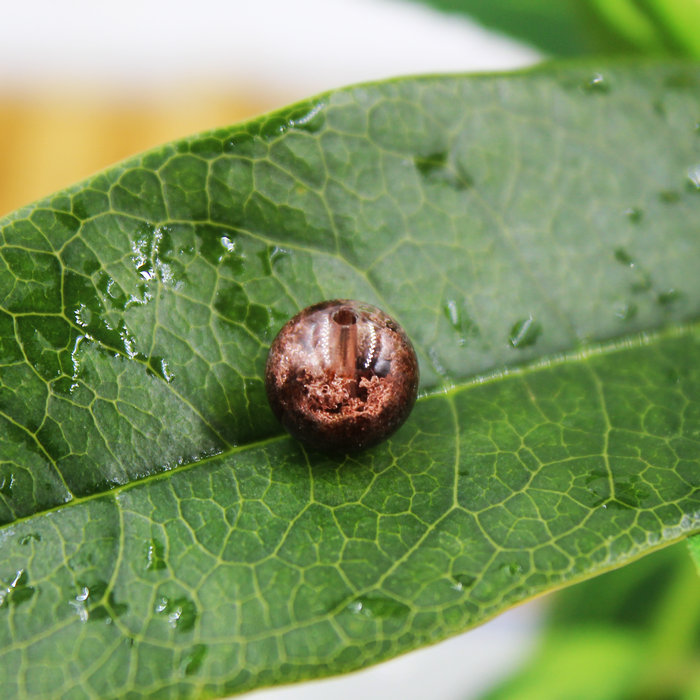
[265,300,419,452]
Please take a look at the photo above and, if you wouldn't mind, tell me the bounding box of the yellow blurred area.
[0,91,272,217]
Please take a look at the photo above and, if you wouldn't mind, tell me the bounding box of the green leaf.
[0,61,699,698]
[588,0,700,59]
[409,0,639,56]
[689,534,700,576]
[413,0,700,58]
[481,542,700,699]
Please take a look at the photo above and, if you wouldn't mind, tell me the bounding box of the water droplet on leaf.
[0,472,14,497]
[18,533,41,546]
[156,595,197,632]
[501,562,523,577]
[443,299,479,345]
[183,644,208,676]
[666,368,681,384]
[509,317,542,349]
[582,73,609,93]
[613,248,633,266]
[286,102,326,133]
[146,356,174,383]
[657,289,681,306]
[146,538,167,571]
[613,478,652,509]
[583,470,610,507]
[659,190,680,204]
[74,304,92,328]
[612,301,637,321]
[345,593,409,620]
[450,573,476,592]
[70,580,127,624]
[0,570,35,609]
[414,152,472,190]
[623,207,643,223]
[269,246,290,268]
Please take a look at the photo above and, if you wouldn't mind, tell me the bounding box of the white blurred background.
[0,0,539,216]
[2,0,538,98]
[0,2,542,698]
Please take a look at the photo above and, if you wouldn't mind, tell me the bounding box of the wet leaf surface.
[0,62,699,698]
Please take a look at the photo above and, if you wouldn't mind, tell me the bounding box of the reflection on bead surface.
[265,300,419,451]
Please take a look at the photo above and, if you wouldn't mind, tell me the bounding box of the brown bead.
[265,300,419,451]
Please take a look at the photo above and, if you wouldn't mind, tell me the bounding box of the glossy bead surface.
[265,300,419,451]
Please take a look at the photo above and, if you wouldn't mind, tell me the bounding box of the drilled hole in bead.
[333,308,357,325]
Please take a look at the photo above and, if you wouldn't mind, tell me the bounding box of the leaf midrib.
[2,317,698,533]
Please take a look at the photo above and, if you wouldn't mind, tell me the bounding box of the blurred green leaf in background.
[481,541,700,700]
[688,534,700,575]
[414,0,700,59]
